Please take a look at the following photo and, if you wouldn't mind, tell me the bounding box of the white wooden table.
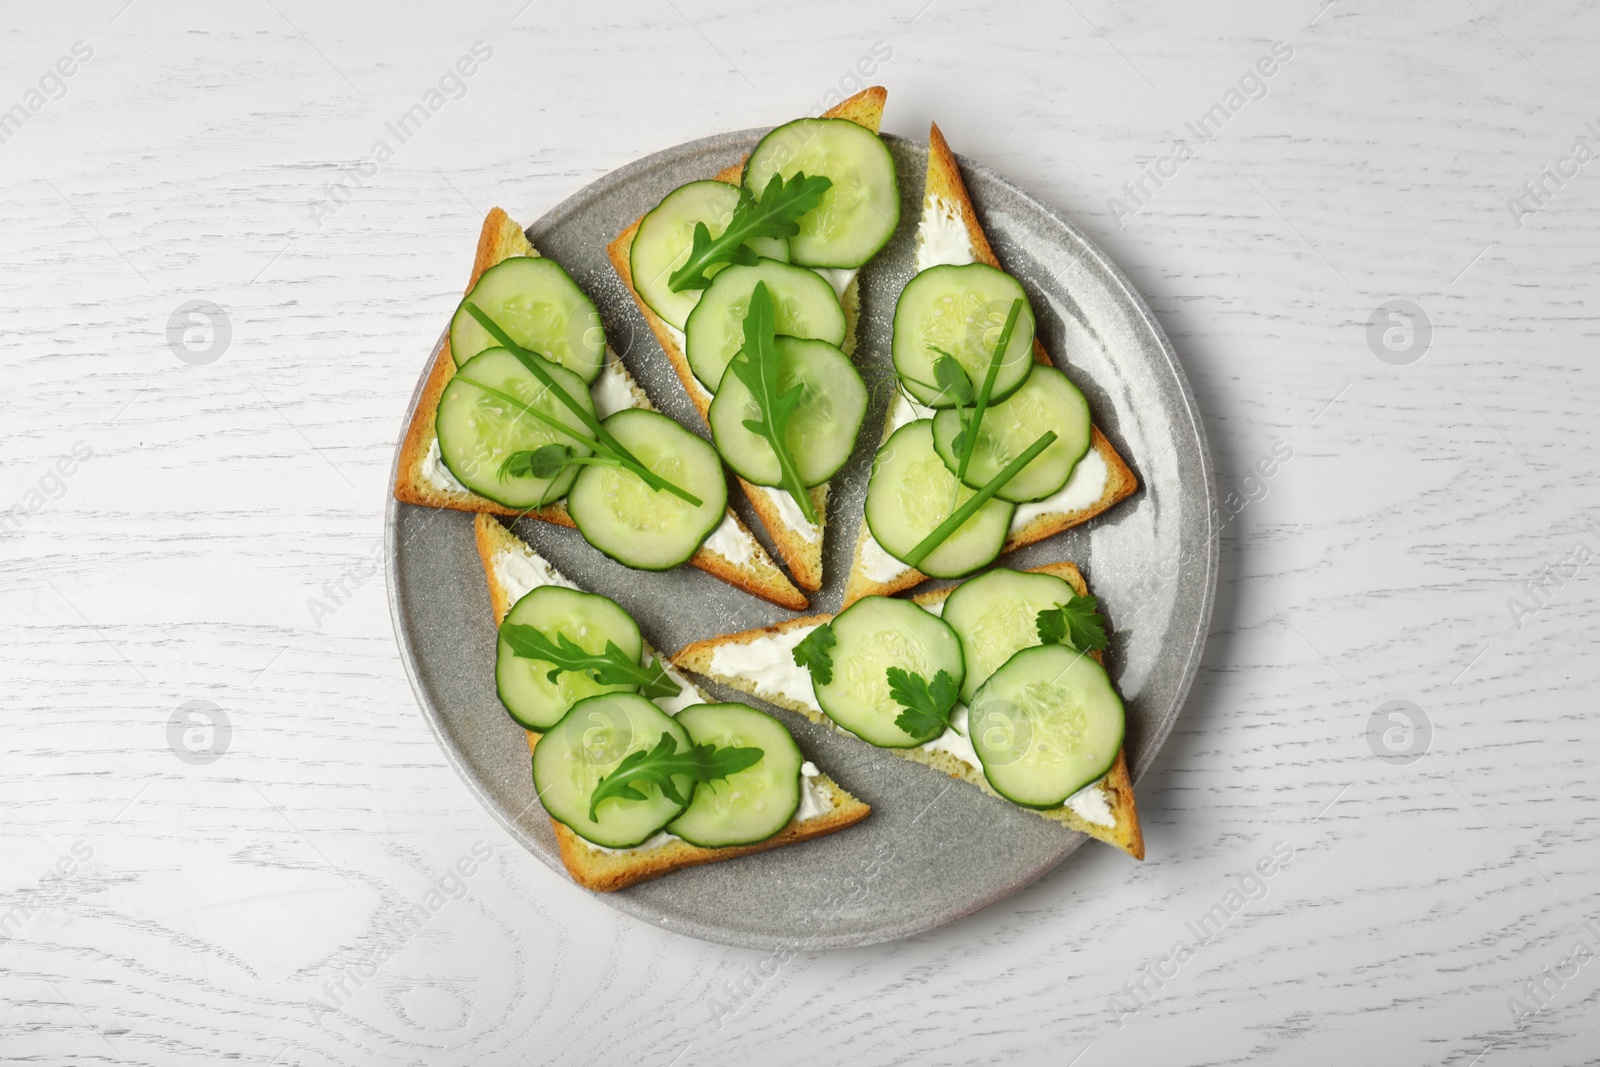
[4,1,1597,1063]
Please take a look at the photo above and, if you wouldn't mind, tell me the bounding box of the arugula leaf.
[958,298,1024,481]
[901,429,1056,569]
[588,733,764,821]
[668,172,833,292]
[500,623,682,701]
[791,623,836,686]
[462,303,703,507]
[1036,593,1109,653]
[887,667,961,739]
[723,281,818,524]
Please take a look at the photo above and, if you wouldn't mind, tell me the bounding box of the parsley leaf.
[723,281,818,523]
[887,666,961,739]
[500,624,682,701]
[791,623,836,686]
[1036,594,1109,653]
[588,733,764,821]
[668,172,833,292]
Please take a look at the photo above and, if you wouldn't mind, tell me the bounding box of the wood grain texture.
[2,0,1598,1064]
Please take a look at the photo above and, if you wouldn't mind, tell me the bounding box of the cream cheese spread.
[589,830,679,855]
[419,437,469,495]
[752,484,822,544]
[706,624,821,711]
[492,547,577,601]
[796,760,833,821]
[918,704,978,766]
[810,266,859,302]
[701,513,756,566]
[859,531,912,583]
[651,662,704,716]
[591,356,644,417]
[1011,447,1109,528]
[915,195,975,273]
[1065,782,1116,827]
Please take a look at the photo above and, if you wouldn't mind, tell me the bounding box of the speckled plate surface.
[385,129,1217,950]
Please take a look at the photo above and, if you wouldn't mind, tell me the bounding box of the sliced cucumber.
[630,180,791,330]
[708,337,867,488]
[864,420,1014,579]
[436,348,596,509]
[450,257,606,383]
[931,365,1092,502]
[666,703,802,847]
[496,586,644,731]
[812,596,965,748]
[940,568,1078,703]
[684,258,846,392]
[893,264,1036,408]
[566,409,728,571]
[967,644,1124,809]
[743,118,899,269]
[532,693,694,848]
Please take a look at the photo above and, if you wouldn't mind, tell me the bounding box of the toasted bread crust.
[604,86,888,593]
[839,124,1141,607]
[398,211,807,610]
[473,514,867,890]
[394,209,564,518]
[673,559,1145,859]
[926,123,1001,271]
[1002,427,1140,553]
[548,774,870,892]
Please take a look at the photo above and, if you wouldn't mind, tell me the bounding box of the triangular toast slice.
[841,123,1140,607]
[606,86,889,593]
[672,560,1144,859]
[396,207,808,611]
[473,513,870,892]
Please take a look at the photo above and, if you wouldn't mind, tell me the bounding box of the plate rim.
[384,128,1219,949]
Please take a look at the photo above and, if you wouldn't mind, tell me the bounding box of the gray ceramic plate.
[385,130,1217,950]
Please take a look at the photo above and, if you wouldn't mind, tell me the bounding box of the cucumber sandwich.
[395,208,809,611]
[473,514,869,891]
[673,561,1144,858]
[840,124,1139,607]
[607,86,895,592]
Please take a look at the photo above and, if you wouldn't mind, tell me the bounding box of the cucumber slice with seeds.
[940,568,1078,703]
[630,180,791,330]
[708,336,867,488]
[812,596,965,748]
[532,693,694,848]
[893,263,1036,408]
[968,644,1124,810]
[436,348,596,509]
[450,257,606,383]
[496,586,644,731]
[864,420,1014,579]
[566,408,728,571]
[743,118,899,269]
[684,258,846,392]
[931,365,1091,501]
[667,703,802,847]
